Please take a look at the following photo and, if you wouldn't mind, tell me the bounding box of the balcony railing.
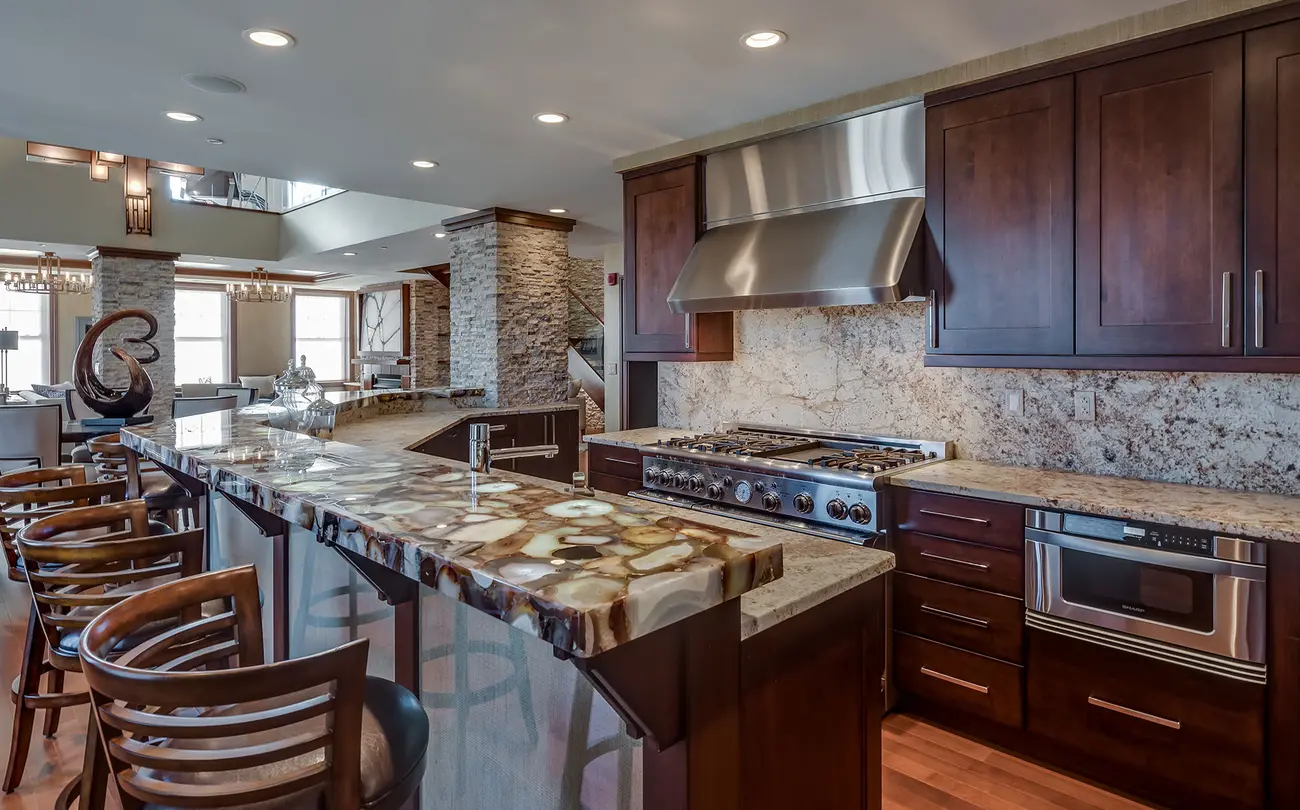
[168,173,343,214]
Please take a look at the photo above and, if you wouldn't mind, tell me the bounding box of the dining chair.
[172,394,239,419]
[216,385,258,408]
[0,403,61,473]
[79,565,429,810]
[6,497,189,805]
[179,383,222,398]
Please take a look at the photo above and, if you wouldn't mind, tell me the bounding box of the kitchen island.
[122,407,894,810]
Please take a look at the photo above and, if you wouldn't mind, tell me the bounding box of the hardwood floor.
[883,713,1160,810]
[2,568,1158,810]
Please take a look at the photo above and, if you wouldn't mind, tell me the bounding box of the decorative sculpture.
[73,309,159,418]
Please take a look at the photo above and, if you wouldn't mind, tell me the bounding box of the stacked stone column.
[445,209,575,408]
[88,247,178,419]
[408,278,450,388]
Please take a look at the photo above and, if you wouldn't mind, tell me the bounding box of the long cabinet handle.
[921,667,990,694]
[1222,271,1232,348]
[928,290,938,349]
[919,551,990,571]
[919,509,989,525]
[1087,696,1181,730]
[684,315,693,350]
[606,457,642,468]
[1256,269,1266,350]
[921,603,991,628]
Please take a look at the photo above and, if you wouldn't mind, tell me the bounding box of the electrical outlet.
[1074,390,1096,422]
[1006,390,1024,416]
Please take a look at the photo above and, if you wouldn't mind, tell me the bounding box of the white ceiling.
[0,0,1174,256]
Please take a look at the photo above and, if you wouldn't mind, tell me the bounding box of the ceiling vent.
[183,74,247,94]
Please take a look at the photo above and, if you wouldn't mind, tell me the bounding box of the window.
[293,294,349,382]
[0,290,50,391]
[174,288,230,383]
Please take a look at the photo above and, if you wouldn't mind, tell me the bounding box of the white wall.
[0,138,281,260]
[602,243,623,432]
[279,191,470,259]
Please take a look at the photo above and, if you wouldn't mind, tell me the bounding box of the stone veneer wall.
[659,303,1300,496]
[567,257,604,342]
[449,222,570,407]
[91,253,176,419]
[408,279,450,387]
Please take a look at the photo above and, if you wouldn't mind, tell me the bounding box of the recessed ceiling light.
[434,232,446,239]
[534,112,568,124]
[164,111,202,123]
[411,160,438,169]
[548,208,568,214]
[742,30,787,49]
[244,29,295,48]
[207,137,225,146]
[342,252,357,256]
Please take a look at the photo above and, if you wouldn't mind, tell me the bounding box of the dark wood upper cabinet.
[1076,36,1244,356]
[925,76,1075,355]
[621,158,733,361]
[1246,21,1300,357]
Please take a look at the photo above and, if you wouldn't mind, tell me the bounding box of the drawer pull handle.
[919,509,990,525]
[607,458,642,468]
[921,667,990,694]
[487,424,507,432]
[921,604,990,628]
[1087,696,1181,731]
[919,551,989,571]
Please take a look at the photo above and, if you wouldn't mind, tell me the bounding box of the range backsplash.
[658,303,1300,496]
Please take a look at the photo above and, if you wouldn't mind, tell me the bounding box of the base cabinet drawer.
[894,531,1023,596]
[894,574,1024,663]
[588,471,641,496]
[895,632,1023,728]
[589,443,646,478]
[1027,629,1264,810]
[895,489,1025,550]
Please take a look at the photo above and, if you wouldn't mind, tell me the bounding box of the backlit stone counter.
[122,409,783,656]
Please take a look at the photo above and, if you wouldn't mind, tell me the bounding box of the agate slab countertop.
[893,459,1300,544]
[122,411,811,657]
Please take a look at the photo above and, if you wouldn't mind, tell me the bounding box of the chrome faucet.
[469,422,559,474]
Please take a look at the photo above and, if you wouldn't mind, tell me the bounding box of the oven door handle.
[1024,527,1266,581]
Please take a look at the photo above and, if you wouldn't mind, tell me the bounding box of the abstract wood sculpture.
[73,309,158,418]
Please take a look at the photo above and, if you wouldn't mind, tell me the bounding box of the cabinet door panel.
[1247,21,1300,356]
[1077,36,1243,355]
[624,161,698,355]
[926,76,1074,355]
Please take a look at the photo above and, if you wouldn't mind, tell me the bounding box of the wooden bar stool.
[79,565,430,810]
[14,499,206,809]
[86,434,202,530]
[1,469,131,794]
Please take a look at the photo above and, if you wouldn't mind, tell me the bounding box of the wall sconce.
[124,156,151,235]
[89,154,110,182]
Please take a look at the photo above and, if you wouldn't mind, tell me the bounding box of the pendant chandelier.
[2,252,94,295]
[226,267,292,303]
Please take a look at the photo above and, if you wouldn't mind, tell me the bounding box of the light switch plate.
[1074,391,1096,422]
[1006,390,1024,416]
[606,363,619,376]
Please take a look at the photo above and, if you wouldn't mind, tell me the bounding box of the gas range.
[630,424,952,545]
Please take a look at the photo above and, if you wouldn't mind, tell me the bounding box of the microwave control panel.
[1122,523,1215,556]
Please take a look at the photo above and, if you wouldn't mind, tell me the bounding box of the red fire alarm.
[607,273,619,286]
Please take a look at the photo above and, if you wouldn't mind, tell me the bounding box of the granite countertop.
[893,459,1300,544]
[333,403,581,451]
[585,427,689,450]
[122,411,801,657]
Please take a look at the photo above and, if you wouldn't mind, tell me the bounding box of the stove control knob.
[645,468,661,485]
[706,483,724,500]
[826,499,849,520]
[762,492,782,512]
[794,493,815,514]
[688,475,704,493]
[848,503,873,525]
[672,472,688,489]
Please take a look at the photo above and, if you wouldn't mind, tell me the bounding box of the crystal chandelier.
[2,252,94,295]
[225,267,293,303]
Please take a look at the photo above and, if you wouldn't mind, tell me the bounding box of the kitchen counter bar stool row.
[0,456,429,810]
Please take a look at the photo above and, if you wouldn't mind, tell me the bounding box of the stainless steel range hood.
[667,102,925,314]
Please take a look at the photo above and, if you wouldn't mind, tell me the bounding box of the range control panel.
[641,456,879,534]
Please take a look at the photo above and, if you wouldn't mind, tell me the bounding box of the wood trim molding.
[924,353,1300,373]
[619,154,703,179]
[175,268,327,285]
[440,207,577,233]
[0,256,93,271]
[88,246,180,262]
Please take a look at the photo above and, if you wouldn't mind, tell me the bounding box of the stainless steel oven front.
[1025,508,1267,681]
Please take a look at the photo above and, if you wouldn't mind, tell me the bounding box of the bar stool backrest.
[79,565,369,810]
[0,467,128,580]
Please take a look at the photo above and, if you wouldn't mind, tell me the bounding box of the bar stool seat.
[134,676,428,810]
[140,470,188,499]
